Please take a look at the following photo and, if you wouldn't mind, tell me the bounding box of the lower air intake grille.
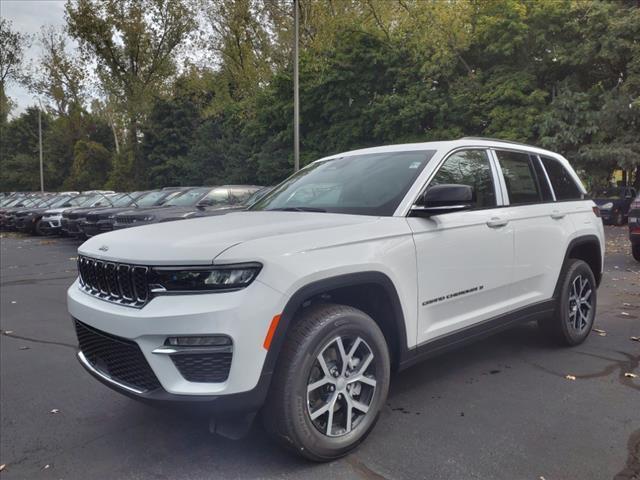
[75,319,161,392]
[170,353,233,383]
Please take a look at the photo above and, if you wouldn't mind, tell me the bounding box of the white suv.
[68,138,604,460]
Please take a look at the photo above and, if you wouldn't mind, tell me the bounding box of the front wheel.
[538,259,597,346]
[632,243,640,262]
[263,303,390,461]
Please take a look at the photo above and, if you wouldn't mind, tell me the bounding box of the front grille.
[116,215,137,224]
[170,352,232,383]
[78,256,149,307]
[75,319,161,392]
[67,212,80,220]
[85,213,101,222]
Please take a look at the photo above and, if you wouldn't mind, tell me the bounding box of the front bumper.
[67,278,285,410]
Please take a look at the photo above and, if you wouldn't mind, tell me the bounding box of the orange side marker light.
[263,314,281,350]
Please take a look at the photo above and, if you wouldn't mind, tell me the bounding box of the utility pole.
[38,100,44,192]
[293,0,300,172]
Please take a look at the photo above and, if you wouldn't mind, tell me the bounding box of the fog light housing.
[165,336,232,347]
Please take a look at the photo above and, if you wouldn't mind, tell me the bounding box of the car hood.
[85,206,135,219]
[79,211,380,265]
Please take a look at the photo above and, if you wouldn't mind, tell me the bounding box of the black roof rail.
[459,137,542,149]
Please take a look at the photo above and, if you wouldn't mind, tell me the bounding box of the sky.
[1,0,68,115]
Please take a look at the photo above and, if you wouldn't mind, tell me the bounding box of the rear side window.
[495,150,541,205]
[530,156,554,201]
[429,149,497,208]
[539,156,583,201]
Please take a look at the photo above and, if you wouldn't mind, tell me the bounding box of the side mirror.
[410,184,474,217]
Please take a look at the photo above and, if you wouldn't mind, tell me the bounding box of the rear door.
[493,150,573,306]
[408,148,515,344]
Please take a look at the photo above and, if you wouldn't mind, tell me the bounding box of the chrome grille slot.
[118,265,133,300]
[132,267,149,302]
[105,263,119,297]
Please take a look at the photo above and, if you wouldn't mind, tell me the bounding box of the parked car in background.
[40,193,115,236]
[79,189,185,237]
[62,193,123,237]
[593,186,637,225]
[189,186,274,219]
[15,194,79,234]
[113,185,262,229]
[2,194,55,230]
[628,193,640,261]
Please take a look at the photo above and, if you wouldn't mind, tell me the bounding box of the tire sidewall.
[287,309,390,460]
[558,260,597,345]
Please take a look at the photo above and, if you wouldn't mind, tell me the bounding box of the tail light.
[592,206,601,218]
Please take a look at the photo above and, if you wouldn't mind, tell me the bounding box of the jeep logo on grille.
[98,245,109,252]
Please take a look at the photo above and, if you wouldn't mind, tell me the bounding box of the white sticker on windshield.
[409,161,422,169]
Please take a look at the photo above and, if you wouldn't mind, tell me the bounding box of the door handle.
[550,210,566,220]
[487,217,509,228]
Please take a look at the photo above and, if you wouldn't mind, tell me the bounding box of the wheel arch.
[262,272,409,377]
[554,235,603,297]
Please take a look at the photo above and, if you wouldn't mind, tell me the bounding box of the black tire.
[263,303,390,462]
[613,209,625,226]
[633,243,640,262]
[34,219,46,236]
[538,259,597,346]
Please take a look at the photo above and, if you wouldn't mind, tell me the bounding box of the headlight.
[141,215,155,221]
[149,263,262,292]
[182,212,197,218]
[600,202,613,210]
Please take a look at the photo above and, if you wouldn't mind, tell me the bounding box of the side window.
[530,155,554,201]
[495,150,541,205]
[429,149,496,208]
[539,156,583,201]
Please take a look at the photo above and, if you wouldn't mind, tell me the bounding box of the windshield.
[137,190,173,207]
[164,188,208,206]
[111,192,140,207]
[79,194,105,206]
[251,150,435,216]
[47,196,74,208]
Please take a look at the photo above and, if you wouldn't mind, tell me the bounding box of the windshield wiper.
[269,207,327,212]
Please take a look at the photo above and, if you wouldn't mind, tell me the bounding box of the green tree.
[66,0,196,188]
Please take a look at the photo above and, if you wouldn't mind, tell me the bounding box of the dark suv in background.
[113,185,262,229]
[79,188,187,237]
[593,186,637,225]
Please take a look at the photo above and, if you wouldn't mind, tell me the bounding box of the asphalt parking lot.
[1,226,639,480]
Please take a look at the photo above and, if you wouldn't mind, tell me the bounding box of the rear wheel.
[263,303,390,461]
[633,243,640,262]
[613,209,625,226]
[538,259,597,346]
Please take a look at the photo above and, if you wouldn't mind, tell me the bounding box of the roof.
[316,137,559,162]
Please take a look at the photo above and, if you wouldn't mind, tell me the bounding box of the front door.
[407,149,515,345]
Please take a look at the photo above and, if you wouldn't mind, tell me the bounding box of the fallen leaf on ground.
[623,302,632,307]
[42,464,50,470]
[50,409,60,414]
[593,328,606,336]
[19,346,29,350]
[624,373,638,379]
[565,374,576,381]
[0,464,5,472]
[3,331,13,335]
[621,312,630,316]
[631,337,640,342]
[10,301,16,304]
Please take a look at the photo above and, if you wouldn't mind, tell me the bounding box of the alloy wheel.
[306,335,377,437]
[567,274,593,333]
